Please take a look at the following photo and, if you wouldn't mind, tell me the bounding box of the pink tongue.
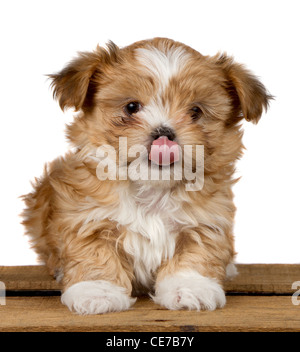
[149,136,180,165]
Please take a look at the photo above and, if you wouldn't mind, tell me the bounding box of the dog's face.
[50,38,271,188]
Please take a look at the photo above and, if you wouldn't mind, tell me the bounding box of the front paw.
[153,270,226,311]
[61,280,136,315]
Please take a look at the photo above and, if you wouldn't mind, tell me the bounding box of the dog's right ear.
[48,42,119,112]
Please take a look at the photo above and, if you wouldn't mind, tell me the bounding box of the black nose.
[151,126,176,141]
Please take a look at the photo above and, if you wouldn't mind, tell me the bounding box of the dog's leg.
[153,230,234,311]
[60,227,135,315]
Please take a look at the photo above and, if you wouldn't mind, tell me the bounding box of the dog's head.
[49,38,271,189]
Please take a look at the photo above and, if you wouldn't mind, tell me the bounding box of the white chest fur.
[81,185,198,289]
[113,185,194,288]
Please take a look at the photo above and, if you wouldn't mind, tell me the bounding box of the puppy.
[22,38,271,314]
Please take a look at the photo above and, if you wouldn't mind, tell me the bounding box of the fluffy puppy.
[22,38,271,314]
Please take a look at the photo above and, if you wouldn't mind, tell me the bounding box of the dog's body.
[22,38,271,314]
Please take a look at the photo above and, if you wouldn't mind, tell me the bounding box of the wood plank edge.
[0,325,298,332]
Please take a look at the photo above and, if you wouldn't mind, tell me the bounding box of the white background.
[0,0,299,265]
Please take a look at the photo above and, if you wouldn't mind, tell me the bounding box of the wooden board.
[0,296,299,332]
[1,264,299,293]
[0,265,61,291]
[224,264,300,294]
[0,264,300,332]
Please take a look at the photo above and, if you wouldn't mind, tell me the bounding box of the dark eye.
[124,101,141,116]
[190,106,203,121]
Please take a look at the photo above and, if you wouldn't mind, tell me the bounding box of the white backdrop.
[0,0,299,265]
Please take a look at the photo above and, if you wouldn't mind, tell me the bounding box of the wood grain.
[224,264,300,294]
[0,295,299,332]
[0,265,61,290]
[1,264,299,293]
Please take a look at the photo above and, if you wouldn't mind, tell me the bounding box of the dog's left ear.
[215,54,273,124]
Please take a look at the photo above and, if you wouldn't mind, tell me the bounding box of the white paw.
[153,270,226,311]
[61,280,136,315]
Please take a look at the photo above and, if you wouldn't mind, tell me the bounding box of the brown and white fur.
[22,38,271,314]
